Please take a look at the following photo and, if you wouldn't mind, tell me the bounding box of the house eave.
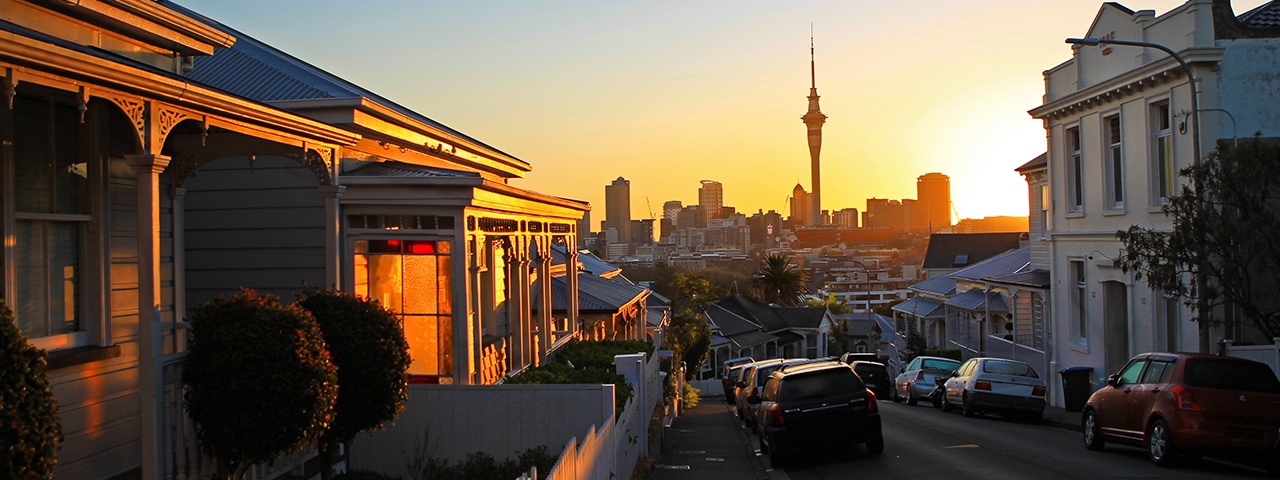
[1029,48,1224,121]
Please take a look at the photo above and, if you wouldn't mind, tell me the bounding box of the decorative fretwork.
[478,217,519,233]
[549,223,573,233]
[527,221,543,233]
[169,155,214,189]
[107,95,147,149]
[157,107,198,150]
[480,337,509,385]
[284,149,333,186]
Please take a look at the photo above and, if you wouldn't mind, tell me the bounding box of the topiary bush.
[0,299,61,479]
[183,288,338,478]
[295,288,411,478]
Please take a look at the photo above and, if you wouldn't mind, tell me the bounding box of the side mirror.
[747,395,761,405]
[736,381,746,389]
[951,372,959,378]
[1106,374,1120,387]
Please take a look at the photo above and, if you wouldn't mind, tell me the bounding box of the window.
[1156,292,1179,351]
[1103,114,1124,210]
[10,94,93,349]
[1071,260,1088,344]
[1117,359,1146,385]
[355,239,453,381]
[1150,101,1175,204]
[1066,126,1084,213]
[1038,184,1049,237]
[1139,360,1172,384]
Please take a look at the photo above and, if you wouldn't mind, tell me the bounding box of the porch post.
[518,237,533,367]
[537,238,552,362]
[126,153,170,480]
[318,185,345,289]
[567,249,580,337]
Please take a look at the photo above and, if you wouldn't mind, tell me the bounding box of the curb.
[723,403,773,480]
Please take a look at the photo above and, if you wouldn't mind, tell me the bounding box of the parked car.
[720,356,754,403]
[1081,352,1280,472]
[733,359,783,420]
[893,356,961,406]
[736,358,810,432]
[939,357,1046,420]
[850,361,892,400]
[839,352,879,364]
[749,361,884,467]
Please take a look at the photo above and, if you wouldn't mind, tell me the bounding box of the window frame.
[1070,258,1088,348]
[1149,99,1175,207]
[1102,113,1125,212]
[1064,125,1085,215]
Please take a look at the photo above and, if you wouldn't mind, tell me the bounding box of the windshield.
[982,360,1039,378]
[1184,359,1280,393]
[921,359,961,372]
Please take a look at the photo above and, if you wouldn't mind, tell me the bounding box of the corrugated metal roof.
[892,297,946,318]
[548,246,621,277]
[539,273,647,312]
[188,46,335,102]
[911,276,957,296]
[773,331,804,345]
[922,233,1024,270]
[706,304,764,337]
[945,289,1009,312]
[342,160,480,179]
[716,295,791,332]
[727,330,778,349]
[949,247,1030,282]
[835,313,882,337]
[773,306,827,330]
[987,269,1051,288]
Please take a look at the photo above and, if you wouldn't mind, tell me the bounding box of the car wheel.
[940,393,954,413]
[961,392,976,418]
[906,386,918,406]
[768,439,787,468]
[865,435,885,455]
[1082,409,1105,450]
[1147,419,1178,467]
[892,386,902,403]
[931,391,943,409]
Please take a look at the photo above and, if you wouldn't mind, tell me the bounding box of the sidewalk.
[647,398,771,480]
[645,395,1084,480]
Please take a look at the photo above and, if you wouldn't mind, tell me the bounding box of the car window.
[962,360,977,376]
[922,359,962,372]
[1139,360,1172,384]
[779,369,864,402]
[1117,360,1146,385]
[906,358,921,371]
[762,377,780,401]
[983,360,1038,378]
[1184,359,1280,393]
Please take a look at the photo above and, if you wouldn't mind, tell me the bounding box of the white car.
[893,356,961,406]
[940,357,1046,420]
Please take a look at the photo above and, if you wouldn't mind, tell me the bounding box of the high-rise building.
[865,198,905,232]
[801,35,827,227]
[698,180,723,223]
[605,177,631,244]
[833,208,860,229]
[630,219,655,245]
[917,172,952,232]
[789,184,812,226]
[663,200,683,226]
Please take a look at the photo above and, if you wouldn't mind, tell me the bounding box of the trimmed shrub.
[552,339,652,370]
[183,289,338,477]
[0,300,61,478]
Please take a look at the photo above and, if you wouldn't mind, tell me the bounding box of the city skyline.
[175,0,1268,220]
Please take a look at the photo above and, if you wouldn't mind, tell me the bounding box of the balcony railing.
[481,336,510,385]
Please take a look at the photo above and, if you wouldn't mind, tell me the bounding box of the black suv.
[849,360,892,400]
[749,361,884,466]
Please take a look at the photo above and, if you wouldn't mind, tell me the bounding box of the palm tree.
[752,254,806,306]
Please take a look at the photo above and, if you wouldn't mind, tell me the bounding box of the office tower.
[663,200,683,226]
[790,184,812,226]
[630,219,655,245]
[833,208,860,229]
[698,180,723,223]
[605,177,631,244]
[917,172,952,232]
[802,35,827,227]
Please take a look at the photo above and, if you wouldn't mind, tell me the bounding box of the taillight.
[975,381,992,391]
[866,388,878,412]
[768,404,785,425]
[1169,385,1202,411]
[1032,386,1046,397]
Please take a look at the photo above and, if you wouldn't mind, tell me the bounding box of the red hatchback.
[1081,352,1280,472]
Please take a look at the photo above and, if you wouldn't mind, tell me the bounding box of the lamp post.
[1065,37,1213,353]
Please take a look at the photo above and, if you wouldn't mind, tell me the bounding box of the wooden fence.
[1224,338,1280,377]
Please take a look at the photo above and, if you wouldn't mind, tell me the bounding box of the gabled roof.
[550,245,623,278]
[540,273,648,313]
[911,276,957,296]
[773,306,828,330]
[1239,1,1280,28]
[922,233,1024,270]
[706,303,764,337]
[1016,153,1048,173]
[892,297,946,319]
[945,289,1009,312]
[949,247,1030,283]
[727,330,780,350]
[987,269,1052,289]
[835,313,887,337]
[715,295,791,332]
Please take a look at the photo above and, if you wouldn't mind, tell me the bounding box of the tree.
[1118,136,1280,340]
[0,300,61,479]
[752,254,806,306]
[296,288,411,480]
[184,289,339,479]
[657,272,726,379]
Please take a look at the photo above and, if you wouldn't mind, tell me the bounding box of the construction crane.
[645,197,655,220]
[950,201,960,225]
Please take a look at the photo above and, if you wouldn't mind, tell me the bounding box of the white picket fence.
[1224,338,1280,377]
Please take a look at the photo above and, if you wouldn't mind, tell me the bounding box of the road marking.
[656,465,691,470]
[706,457,725,462]
[944,444,981,449]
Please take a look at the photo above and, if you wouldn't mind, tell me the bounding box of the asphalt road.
[761,400,1273,480]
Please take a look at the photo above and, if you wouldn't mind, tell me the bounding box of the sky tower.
[801,31,827,227]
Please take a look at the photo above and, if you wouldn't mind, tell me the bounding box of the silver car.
[940,357,1046,420]
[893,356,961,406]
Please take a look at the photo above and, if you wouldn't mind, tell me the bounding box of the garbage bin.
[1058,366,1094,413]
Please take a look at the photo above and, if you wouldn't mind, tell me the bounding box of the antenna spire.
[810,24,816,89]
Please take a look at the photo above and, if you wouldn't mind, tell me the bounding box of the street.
[756,401,1273,480]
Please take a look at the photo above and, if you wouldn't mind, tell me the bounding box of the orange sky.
[178,0,1267,221]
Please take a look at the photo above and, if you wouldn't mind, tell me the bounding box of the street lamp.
[1065,37,1213,353]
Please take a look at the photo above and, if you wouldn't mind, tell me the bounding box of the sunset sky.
[176,0,1266,222]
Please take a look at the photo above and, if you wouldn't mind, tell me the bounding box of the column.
[125,153,170,480]
[537,238,553,362]
[318,185,345,289]
[567,249,580,337]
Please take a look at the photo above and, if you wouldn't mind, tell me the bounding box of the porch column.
[171,187,186,353]
[567,249,580,337]
[518,238,533,367]
[537,239,552,362]
[318,185,345,289]
[126,153,170,480]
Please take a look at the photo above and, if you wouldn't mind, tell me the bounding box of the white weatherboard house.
[1029,0,1280,401]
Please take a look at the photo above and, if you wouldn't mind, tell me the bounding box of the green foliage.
[184,288,339,475]
[333,470,402,480]
[295,288,411,445]
[416,447,558,480]
[899,329,929,364]
[826,318,851,358]
[752,254,806,306]
[653,271,722,380]
[552,339,652,369]
[0,300,61,479]
[681,381,701,408]
[506,363,633,416]
[1117,136,1280,338]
